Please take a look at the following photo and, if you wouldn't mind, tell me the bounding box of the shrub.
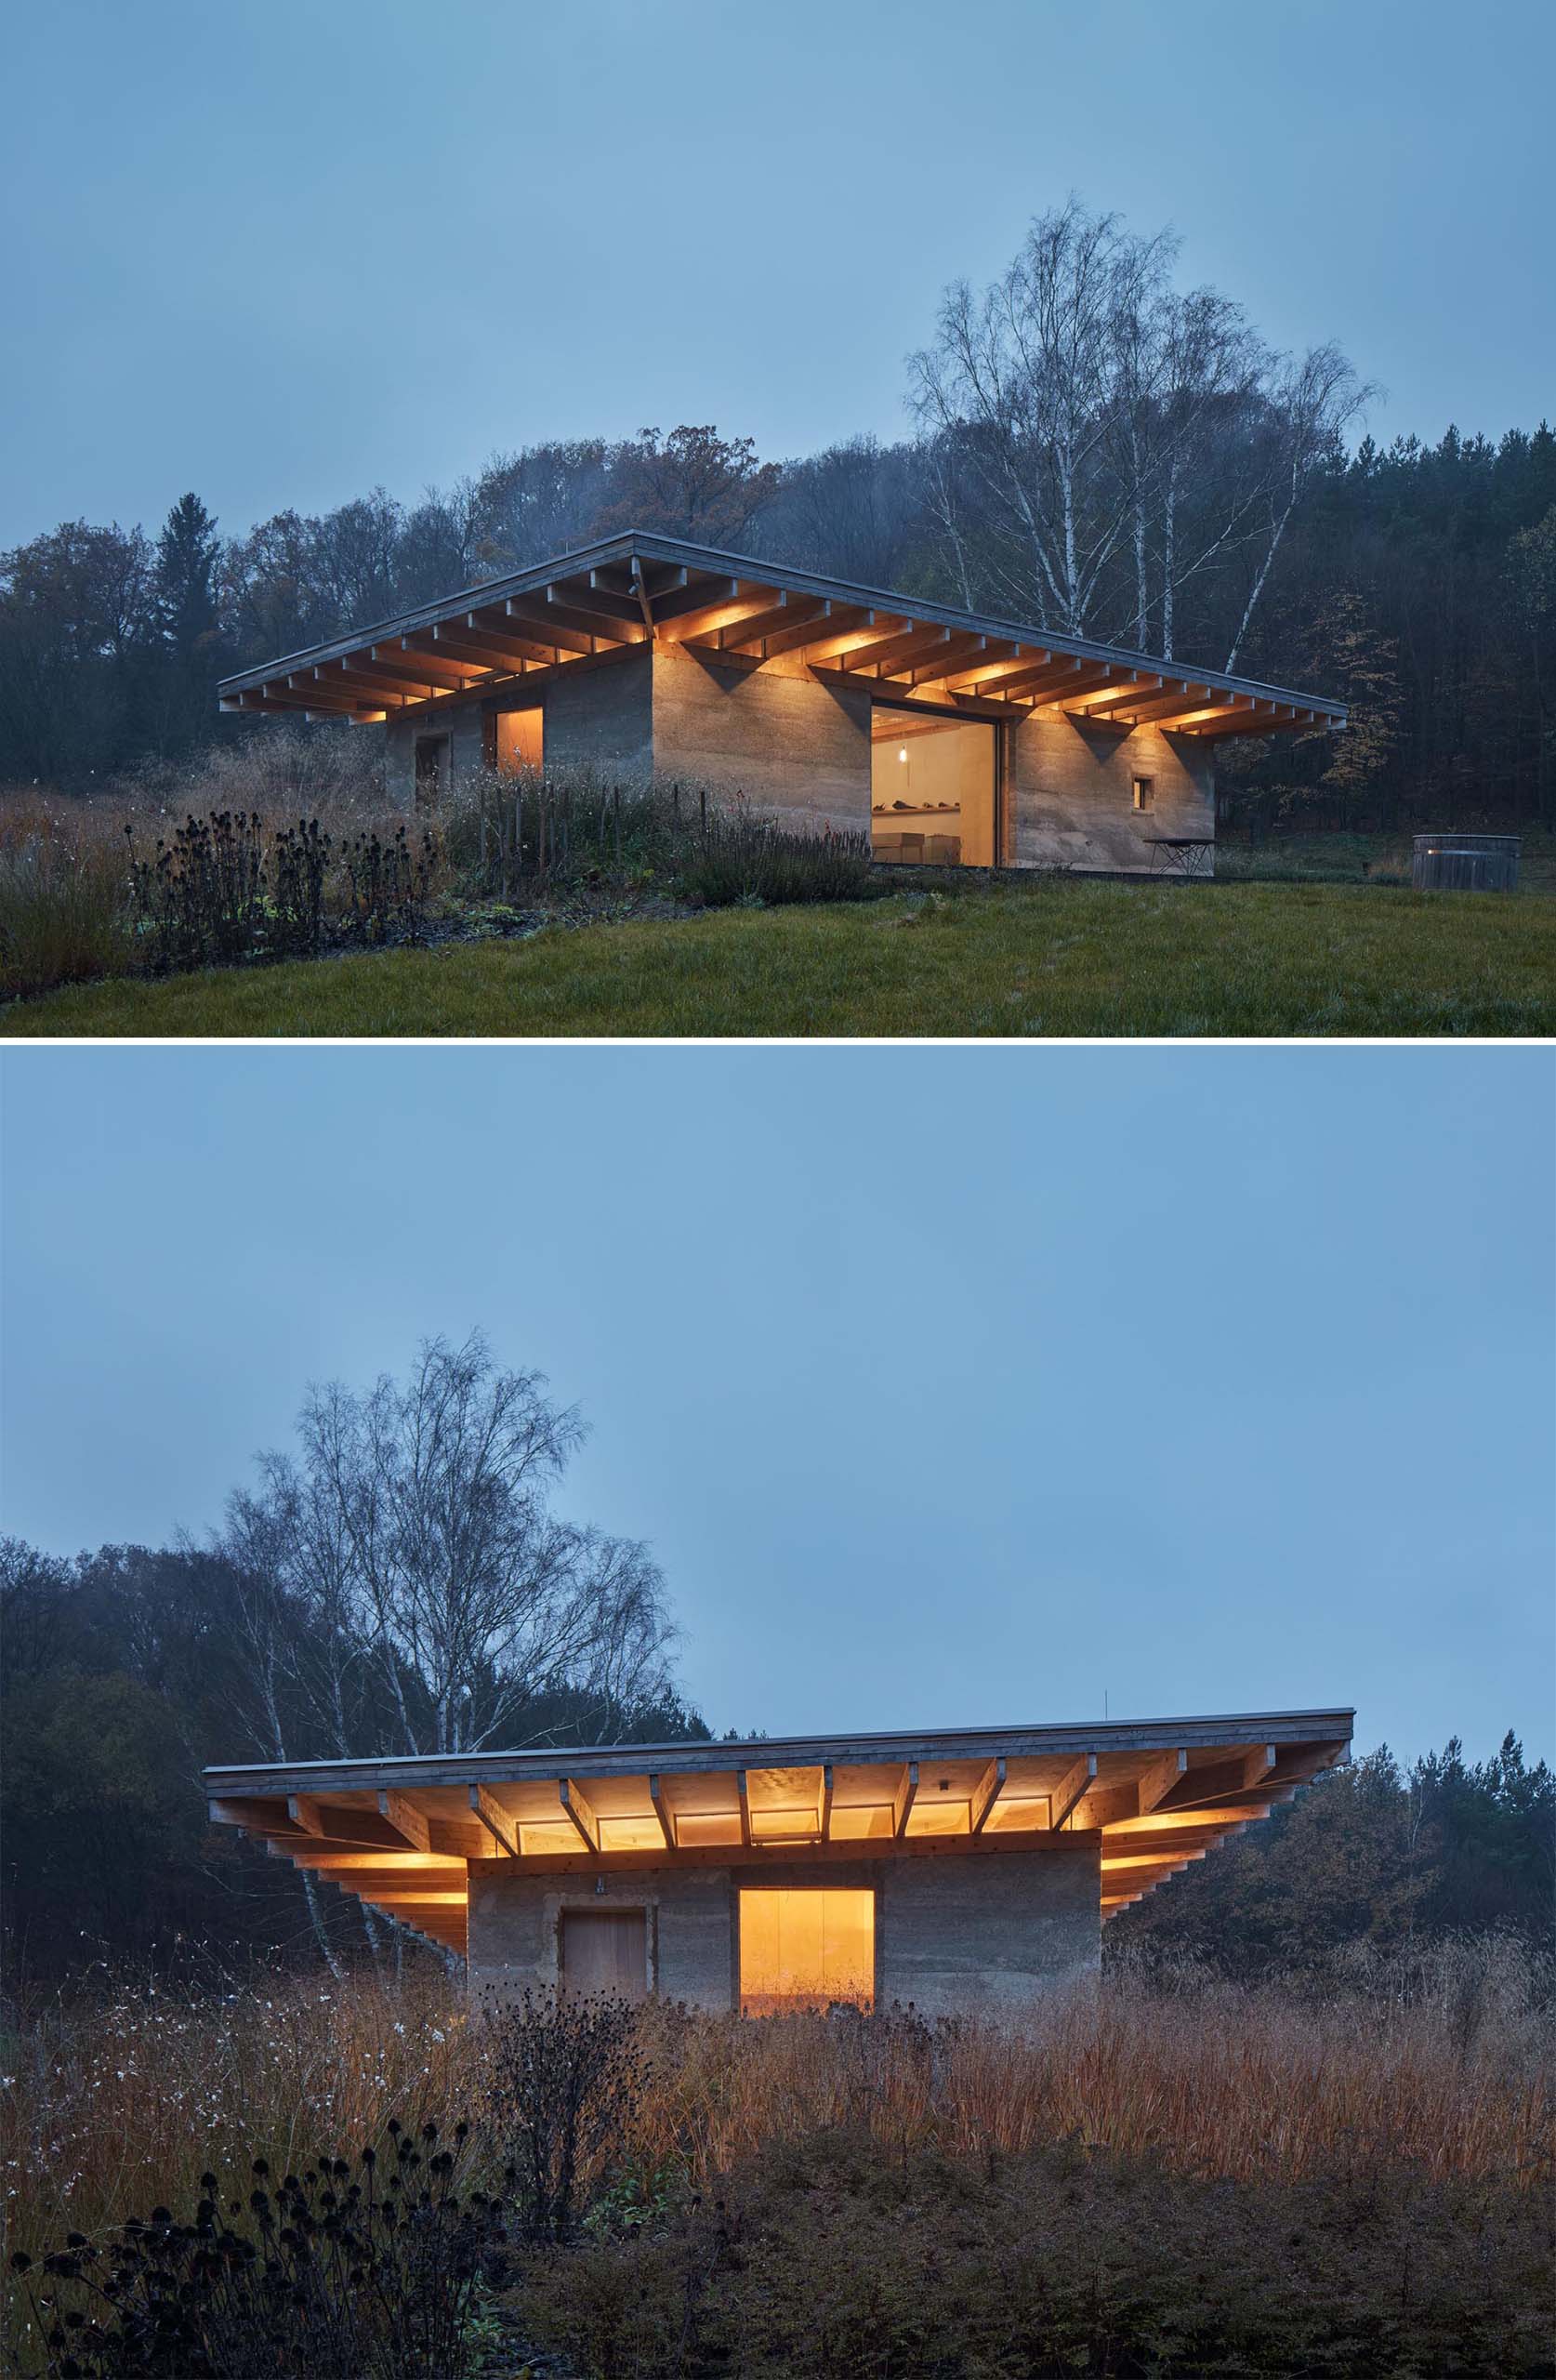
[481,1990,642,2241]
[126,813,268,972]
[10,2121,508,2380]
[442,768,881,908]
[522,2124,1556,2380]
[339,824,436,946]
[125,723,386,825]
[674,812,877,907]
[123,813,437,972]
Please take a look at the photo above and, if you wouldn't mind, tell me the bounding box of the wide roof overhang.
[206,1706,1352,1961]
[218,533,1347,744]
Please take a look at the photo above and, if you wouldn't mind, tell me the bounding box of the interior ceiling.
[218,539,1349,745]
[206,1719,1352,1963]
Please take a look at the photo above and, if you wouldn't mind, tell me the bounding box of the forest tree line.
[3,1330,1550,1988]
[0,1336,710,1983]
[2,200,1551,834]
[5,1501,1549,1989]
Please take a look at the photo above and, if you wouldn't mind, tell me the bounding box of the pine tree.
[154,492,220,659]
[152,493,224,752]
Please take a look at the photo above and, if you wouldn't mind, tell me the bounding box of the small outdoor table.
[1142,837,1214,879]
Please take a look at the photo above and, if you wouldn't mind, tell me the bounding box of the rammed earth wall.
[467,1837,1101,2014]
[384,652,1216,874]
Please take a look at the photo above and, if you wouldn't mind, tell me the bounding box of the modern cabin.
[218,537,1348,878]
[205,1708,1352,2012]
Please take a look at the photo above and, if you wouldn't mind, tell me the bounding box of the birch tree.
[908,198,1367,664]
[237,1332,679,1758]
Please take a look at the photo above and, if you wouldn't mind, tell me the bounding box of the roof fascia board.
[204,1709,1354,1799]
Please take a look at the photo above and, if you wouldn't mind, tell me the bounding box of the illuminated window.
[1132,774,1154,812]
[738,1888,874,2013]
[495,707,544,774]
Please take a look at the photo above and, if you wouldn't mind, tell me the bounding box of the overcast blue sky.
[3,1046,1550,1764]
[2,0,1549,546]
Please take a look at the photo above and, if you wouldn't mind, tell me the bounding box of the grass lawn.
[6,876,1554,1037]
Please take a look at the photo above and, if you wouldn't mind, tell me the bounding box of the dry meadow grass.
[4,1937,1549,2272]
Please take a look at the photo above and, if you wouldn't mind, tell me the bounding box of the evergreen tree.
[152,492,224,753]
[155,493,220,657]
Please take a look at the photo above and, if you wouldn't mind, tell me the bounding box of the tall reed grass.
[0,800,134,998]
[4,1935,1549,2279]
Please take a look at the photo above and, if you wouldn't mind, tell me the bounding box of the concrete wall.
[652,644,874,835]
[542,648,653,779]
[468,1859,734,2009]
[468,1843,1101,2014]
[1008,715,1216,873]
[381,656,1214,874]
[384,696,487,808]
[879,1841,1099,2016]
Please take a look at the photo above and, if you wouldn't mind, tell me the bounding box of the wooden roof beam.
[943,649,1048,694]
[590,564,669,622]
[427,623,547,671]
[371,641,471,688]
[499,599,609,656]
[649,1774,675,1852]
[1062,671,1167,718]
[972,654,1091,700]
[310,657,436,700]
[468,1783,518,1858]
[905,635,1009,691]
[1010,658,1121,705]
[709,593,831,656]
[377,1791,431,1852]
[969,1756,1007,1835]
[893,1760,919,1837]
[1144,696,1256,732]
[1093,681,1218,725]
[639,573,739,625]
[820,1764,835,1840]
[841,623,961,677]
[626,560,688,632]
[544,575,646,634]
[297,662,413,707]
[1035,665,1146,714]
[655,588,785,645]
[756,601,872,660]
[797,613,905,666]
[1188,704,1299,739]
[281,1797,408,1852]
[1049,1752,1097,1831]
[560,1778,600,1851]
[272,1844,467,1876]
[1137,1750,1188,1817]
[283,675,379,716]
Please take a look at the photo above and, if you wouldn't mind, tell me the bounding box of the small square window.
[1132,775,1154,812]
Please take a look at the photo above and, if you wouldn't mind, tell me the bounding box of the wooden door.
[560,1908,648,2002]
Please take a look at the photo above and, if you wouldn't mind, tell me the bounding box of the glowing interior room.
[206,1710,1352,2011]
[218,536,1348,878]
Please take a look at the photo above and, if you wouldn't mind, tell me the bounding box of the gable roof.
[205,1705,1352,1959]
[218,532,1347,743]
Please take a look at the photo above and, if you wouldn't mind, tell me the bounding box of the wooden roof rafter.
[218,533,1347,736]
[205,1712,1350,1954]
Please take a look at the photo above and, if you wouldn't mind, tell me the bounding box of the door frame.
[867,698,1005,869]
[553,1897,655,1998]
